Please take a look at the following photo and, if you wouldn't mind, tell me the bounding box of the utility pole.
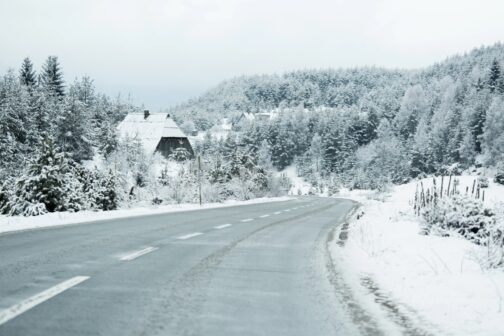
[198,156,202,206]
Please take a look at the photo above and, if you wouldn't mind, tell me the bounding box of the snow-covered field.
[0,196,292,235]
[334,176,504,335]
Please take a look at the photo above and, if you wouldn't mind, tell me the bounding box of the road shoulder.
[0,196,293,235]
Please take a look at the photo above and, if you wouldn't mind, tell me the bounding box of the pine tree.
[0,182,11,215]
[482,97,504,164]
[19,58,37,87]
[72,76,96,108]
[307,133,324,175]
[207,155,231,184]
[394,85,429,140]
[57,93,93,161]
[471,103,487,154]
[27,90,56,143]
[0,70,30,144]
[200,131,214,156]
[0,70,30,177]
[488,59,501,93]
[411,118,436,176]
[40,56,65,97]
[270,117,296,170]
[97,117,118,157]
[9,136,84,215]
[221,133,238,160]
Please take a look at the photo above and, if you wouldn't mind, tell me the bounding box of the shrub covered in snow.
[169,148,192,162]
[421,194,497,244]
[93,170,120,211]
[0,182,12,215]
[414,177,503,266]
[495,171,504,185]
[478,176,489,188]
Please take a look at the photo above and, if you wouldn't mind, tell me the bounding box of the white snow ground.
[0,197,292,235]
[335,176,504,335]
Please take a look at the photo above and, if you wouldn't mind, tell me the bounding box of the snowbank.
[335,176,504,335]
[0,196,293,235]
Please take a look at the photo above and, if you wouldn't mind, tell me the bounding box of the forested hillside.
[173,43,504,190]
[2,43,504,217]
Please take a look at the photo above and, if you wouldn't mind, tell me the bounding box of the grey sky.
[1,0,503,109]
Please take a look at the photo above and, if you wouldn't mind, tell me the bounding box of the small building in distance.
[234,111,278,127]
[235,112,256,124]
[117,110,194,159]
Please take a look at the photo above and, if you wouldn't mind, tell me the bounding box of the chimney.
[144,110,150,119]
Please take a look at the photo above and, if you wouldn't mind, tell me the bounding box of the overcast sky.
[1,0,503,109]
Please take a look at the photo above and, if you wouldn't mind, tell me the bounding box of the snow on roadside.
[335,176,504,335]
[0,196,293,235]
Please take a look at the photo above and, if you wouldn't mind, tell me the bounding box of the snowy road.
[0,197,360,336]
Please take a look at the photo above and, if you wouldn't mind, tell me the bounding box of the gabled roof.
[117,112,187,155]
[241,112,255,121]
[255,112,277,120]
[237,111,278,124]
[162,117,186,138]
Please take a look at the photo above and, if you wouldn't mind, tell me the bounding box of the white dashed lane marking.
[0,276,90,326]
[259,214,270,218]
[120,247,158,261]
[177,232,203,240]
[214,224,232,230]
[240,218,254,222]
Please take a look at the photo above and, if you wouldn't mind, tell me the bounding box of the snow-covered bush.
[495,171,504,185]
[93,170,120,211]
[487,203,504,267]
[169,148,191,162]
[478,176,489,188]
[421,194,497,245]
[268,173,292,197]
[414,177,502,266]
[0,182,11,215]
[163,167,198,204]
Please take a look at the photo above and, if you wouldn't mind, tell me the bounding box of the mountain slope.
[169,43,504,131]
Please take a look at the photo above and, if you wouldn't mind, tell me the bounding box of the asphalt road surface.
[0,197,360,336]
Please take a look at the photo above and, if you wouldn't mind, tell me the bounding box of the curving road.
[0,197,359,336]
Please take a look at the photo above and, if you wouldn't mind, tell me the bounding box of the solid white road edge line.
[177,232,203,240]
[120,246,158,261]
[0,276,90,326]
[259,214,270,218]
[214,224,232,229]
[240,218,254,222]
